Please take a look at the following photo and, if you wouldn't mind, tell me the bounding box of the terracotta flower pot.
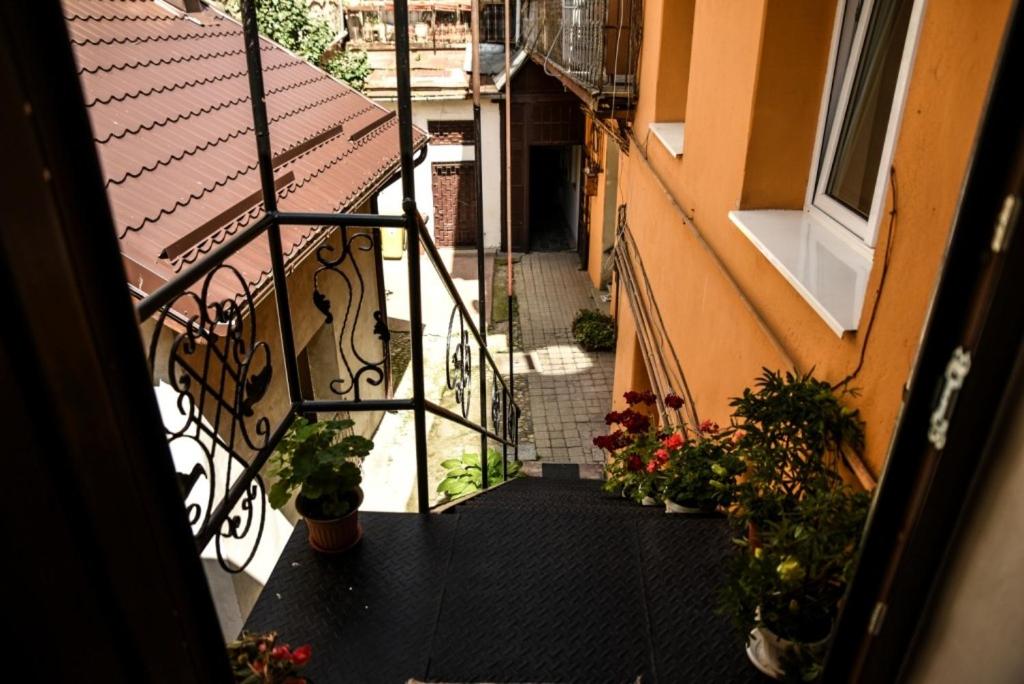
[296,487,364,554]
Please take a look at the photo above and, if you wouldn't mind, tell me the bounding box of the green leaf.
[440,459,463,470]
[267,479,292,510]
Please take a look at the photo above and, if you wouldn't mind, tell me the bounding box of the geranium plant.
[227,631,312,683]
[595,390,685,503]
[660,422,746,512]
[268,417,372,519]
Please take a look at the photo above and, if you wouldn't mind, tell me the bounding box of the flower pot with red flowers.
[595,390,690,505]
[227,631,312,683]
[660,423,745,515]
[268,416,373,554]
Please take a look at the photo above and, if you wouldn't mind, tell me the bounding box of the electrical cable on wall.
[834,166,899,390]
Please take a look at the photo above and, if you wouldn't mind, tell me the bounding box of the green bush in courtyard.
[572,309,616,351]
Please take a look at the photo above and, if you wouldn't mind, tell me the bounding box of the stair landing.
[243,471,766,683]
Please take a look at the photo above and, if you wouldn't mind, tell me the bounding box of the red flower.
[655,448,670,463]
[271,645,292,660]
[627,454,643,471]
[620,411,650,434]
[283,679,308,684]
[646,460,658,473]
[624,390,656,406]
[290,644,312,666]
[661,432,684,450]
[730,429,747,444]
[699,420,720,434]
[665,393,684,409]
[594,430,629,451]
[604,410,623,425]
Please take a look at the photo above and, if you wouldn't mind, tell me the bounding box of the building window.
[811,0,916,245]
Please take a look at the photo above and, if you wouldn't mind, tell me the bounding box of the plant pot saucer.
[307,521,363,554]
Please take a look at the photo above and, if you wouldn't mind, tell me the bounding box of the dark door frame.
[0,2,231,680]
[824,2,1024,680]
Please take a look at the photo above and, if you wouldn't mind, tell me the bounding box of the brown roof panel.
[65,0,425,309]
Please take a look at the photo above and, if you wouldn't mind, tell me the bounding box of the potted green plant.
[659,422,745,514]
[227,631,312,683]
[268,416,373,553]
[721,486,870,680]
[720,369,869,680]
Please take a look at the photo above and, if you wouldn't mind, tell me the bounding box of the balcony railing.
[520,0,641,103]
[140,0,519,574]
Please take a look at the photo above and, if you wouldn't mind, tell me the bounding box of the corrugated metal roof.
[64,0,424,307]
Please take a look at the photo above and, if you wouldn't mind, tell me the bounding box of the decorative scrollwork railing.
[146,264,271,573]
[446,305,473,419]
[312,227,390,401]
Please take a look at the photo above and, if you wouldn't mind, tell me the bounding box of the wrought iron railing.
[520,0,641,102]
[139,0,519,574]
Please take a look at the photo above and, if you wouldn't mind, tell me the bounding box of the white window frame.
[806,0,927,248]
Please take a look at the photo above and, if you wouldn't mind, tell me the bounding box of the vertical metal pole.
[502,388,509,481]
[394,0,430,514]
[503,0,516,458]
[240,0,302,407]
[472,0,489,489]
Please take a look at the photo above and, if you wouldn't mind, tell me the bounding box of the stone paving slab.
[514,252,614,464]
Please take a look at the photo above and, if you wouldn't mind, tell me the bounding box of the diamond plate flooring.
[244,476,768,683]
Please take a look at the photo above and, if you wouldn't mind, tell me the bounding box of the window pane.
[827,0,913,217]
[822,0,865,150]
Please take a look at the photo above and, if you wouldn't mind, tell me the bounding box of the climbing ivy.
[222,0,371,91]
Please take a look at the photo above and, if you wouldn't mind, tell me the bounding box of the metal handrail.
[137,0,519,573]
[413,211,516,398]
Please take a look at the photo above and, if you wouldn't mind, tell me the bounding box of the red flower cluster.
[699,419,720,434]
[661,432,685,450]
[624,390,657,406]
[604,408,651,434]
[627,454,644,471]
[665,393,685,409]
[269,644,312,667]
[593,430,630,451]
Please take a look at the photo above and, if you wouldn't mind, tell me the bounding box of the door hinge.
[991,194,1019,253]
[868,601,888,636]
[928,346,972,450]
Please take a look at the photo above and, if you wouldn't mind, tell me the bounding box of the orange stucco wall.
[610,0,1012,477]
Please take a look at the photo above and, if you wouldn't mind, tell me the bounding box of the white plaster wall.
[377,97,503,249]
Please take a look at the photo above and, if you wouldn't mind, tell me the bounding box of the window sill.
[649,122,684,157]
[728,210,873,337]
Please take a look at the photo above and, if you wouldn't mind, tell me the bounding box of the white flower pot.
[641,495,659,506]
[746,619,829,680]
[665,500,703,514]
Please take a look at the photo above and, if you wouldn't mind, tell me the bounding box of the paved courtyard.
[515,252,614,464]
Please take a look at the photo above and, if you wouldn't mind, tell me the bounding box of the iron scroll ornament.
[312,227,390,401]
[147,264,271,574]
[446,305,473,419]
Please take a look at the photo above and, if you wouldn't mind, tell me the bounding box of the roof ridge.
[85,59,300,107]
[71,28,241,48]
[104,89,353,186]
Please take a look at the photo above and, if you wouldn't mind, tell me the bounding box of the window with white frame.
[810,0,917,246]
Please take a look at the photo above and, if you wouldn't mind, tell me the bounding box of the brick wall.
[427,120,476,145]
[431,161,478,247]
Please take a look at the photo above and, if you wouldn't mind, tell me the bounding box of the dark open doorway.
[528,145,580,252]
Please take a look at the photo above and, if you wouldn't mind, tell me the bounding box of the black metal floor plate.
[243,478,768,683]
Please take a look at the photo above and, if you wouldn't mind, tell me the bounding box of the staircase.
[243,466,766,683]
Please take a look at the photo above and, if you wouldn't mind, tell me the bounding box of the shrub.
[572,309,616,351]
[437,448,522,501]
